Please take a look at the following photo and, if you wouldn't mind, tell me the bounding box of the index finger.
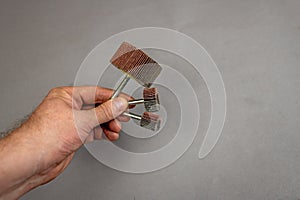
[69,86,113,105]
[68,86,133,108]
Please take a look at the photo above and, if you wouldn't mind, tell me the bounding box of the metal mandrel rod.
[128,99,145,105]
[110,74,131,99]
[122,112,142,121]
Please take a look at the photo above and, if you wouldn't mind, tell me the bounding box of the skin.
[0,86,131,199]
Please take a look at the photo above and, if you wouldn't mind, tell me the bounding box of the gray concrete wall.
[0,0,299,199]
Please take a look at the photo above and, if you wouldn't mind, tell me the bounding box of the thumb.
[91,97,128,126]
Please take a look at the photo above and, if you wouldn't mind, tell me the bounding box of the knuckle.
[48,87,71,99]
[49,87,64,96]
[49,87,61,94]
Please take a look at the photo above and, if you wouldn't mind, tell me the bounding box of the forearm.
[0,125,53,199]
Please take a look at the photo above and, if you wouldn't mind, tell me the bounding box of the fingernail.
[112,97,128,111]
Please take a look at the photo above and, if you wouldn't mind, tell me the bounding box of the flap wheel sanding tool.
[123,112,162,132]
[128,88,160,112]
[110,42,162,98]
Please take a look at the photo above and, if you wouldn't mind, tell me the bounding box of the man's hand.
[0,86,129,199]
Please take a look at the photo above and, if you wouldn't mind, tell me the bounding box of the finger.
[118,93,136,109]
[71,86,133,109]
[103,127,119,141]
[88,97,128,127]
[93,126,103,140]
[74,86,134,108]
[119,93,134,101]
[48,86,134,109]
[116,107,130,122]
[117,115,131,122]
[71,86,114,106]
[107,119,122,133]
[83,99,135,110]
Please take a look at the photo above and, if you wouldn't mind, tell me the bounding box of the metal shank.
[110,75,130,99]
[122,112,142,121]
[128,99,145,105]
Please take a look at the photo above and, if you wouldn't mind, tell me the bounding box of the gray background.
[0,0,300,199]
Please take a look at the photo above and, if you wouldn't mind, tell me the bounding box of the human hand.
[0,86,130,199]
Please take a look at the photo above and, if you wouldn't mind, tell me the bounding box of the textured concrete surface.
[0,0,300,199]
